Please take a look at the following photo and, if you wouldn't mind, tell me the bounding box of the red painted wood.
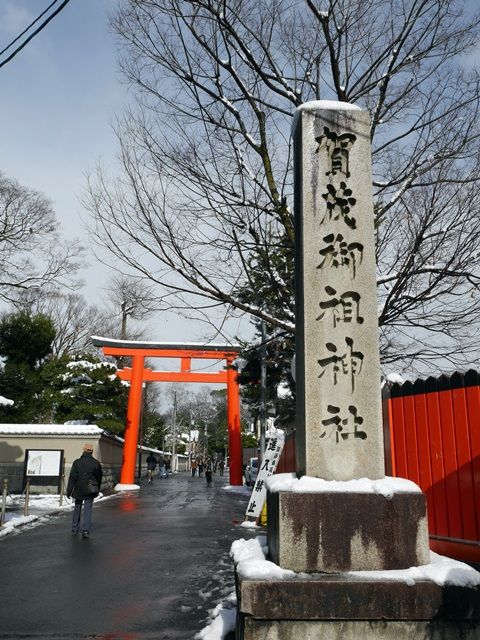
[390,397,408,478]
[98,343,242,488]
[425,390,449,537]
[102,346,239,359]
[226,359,242,486]
[414,389,434,531]
[430,538,480,565]
[465,385,480,540]
[402,393,420,485]
[452,386,477,540]
[118,368,228,384]
[120,354,144,485]
[437,389,463,539]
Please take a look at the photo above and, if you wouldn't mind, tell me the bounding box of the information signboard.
[245,433,285,520]
[25,450,63,477]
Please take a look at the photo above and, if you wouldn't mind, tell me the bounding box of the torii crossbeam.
[92,337,243,488]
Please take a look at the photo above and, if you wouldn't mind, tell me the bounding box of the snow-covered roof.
[0,424,103,436]
[91,336,241,353]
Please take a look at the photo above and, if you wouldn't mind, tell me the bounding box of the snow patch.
[231,536,480,588]
[231,536,295,580]
[276,382,292,399]
[292,100,362,134]
[385,372,404,385]
[223,484,251,496]
[194,591,237,640]
[265,473,422,499]
[114,483,140,491]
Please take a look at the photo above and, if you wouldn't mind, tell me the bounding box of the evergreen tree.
[0,312,55,422]
[39,354,129,433]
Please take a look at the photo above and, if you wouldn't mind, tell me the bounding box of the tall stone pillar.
[294,102,384,480]
[234,102,480,640]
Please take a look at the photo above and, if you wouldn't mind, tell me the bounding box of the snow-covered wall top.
[0,424,103,436]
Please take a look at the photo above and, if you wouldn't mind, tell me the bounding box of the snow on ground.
[222,484,252,496]
[195,591,237,640]
[239,520,259,529]
[197,527,480,640]
[231,535,480,588]
[0,492,112,539]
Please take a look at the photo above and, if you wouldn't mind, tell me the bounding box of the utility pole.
[120,300,128,339]
[259,320,267,459]
[171,389,177,472]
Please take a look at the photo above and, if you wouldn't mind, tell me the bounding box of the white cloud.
[0,3,35,37]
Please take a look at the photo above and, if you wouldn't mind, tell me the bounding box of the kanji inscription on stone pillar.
[293,101,385,480]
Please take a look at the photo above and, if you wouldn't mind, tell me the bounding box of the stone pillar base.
[240,618,480,640]
[235,572,480,639]
[267,488,430,572]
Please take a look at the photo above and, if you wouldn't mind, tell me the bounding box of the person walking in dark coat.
[205,457,213,487]
[67,444,103,539]
[146,452,158,483]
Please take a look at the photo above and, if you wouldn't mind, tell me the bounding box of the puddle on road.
[118,497,139,512]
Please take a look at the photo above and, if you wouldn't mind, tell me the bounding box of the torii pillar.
[91,337,243,488]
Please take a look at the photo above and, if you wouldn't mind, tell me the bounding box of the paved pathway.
[0,472,253,640]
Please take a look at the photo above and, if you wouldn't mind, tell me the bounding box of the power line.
[0,0,72,70]
[0,0,59,57]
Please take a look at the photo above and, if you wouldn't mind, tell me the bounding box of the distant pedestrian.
[205,457,213,487]
[67,444,103,539]
[158,456,167,478]
[198,460,204,476]
[219,459,225,476]
[191,458,198,477]
[165,458,171,473]
[146,452,158,483]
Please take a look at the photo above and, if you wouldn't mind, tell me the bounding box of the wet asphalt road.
[0,472,253,640]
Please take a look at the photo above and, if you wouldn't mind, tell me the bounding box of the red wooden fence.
[385,370,480,563]
[275,369,480,563]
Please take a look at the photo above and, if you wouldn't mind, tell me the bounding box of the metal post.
[1,479,8,527]
[137,382,146,481]
[259,320,267,459]
[59,459,65,506]
[171,389,177,473]
[24,479,30,517]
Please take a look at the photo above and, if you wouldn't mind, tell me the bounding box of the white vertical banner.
[245,433,285,519]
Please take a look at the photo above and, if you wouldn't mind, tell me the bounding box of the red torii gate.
[92,338,243,488]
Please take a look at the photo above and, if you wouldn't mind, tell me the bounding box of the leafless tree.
[0,172,83,303]
[11,289,116,356]
[84,0,480,374]
[104,273,157,340]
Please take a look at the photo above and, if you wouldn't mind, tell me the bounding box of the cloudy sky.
[0,0,250,347]
[0,1,124,299]
[1,0,477,348]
